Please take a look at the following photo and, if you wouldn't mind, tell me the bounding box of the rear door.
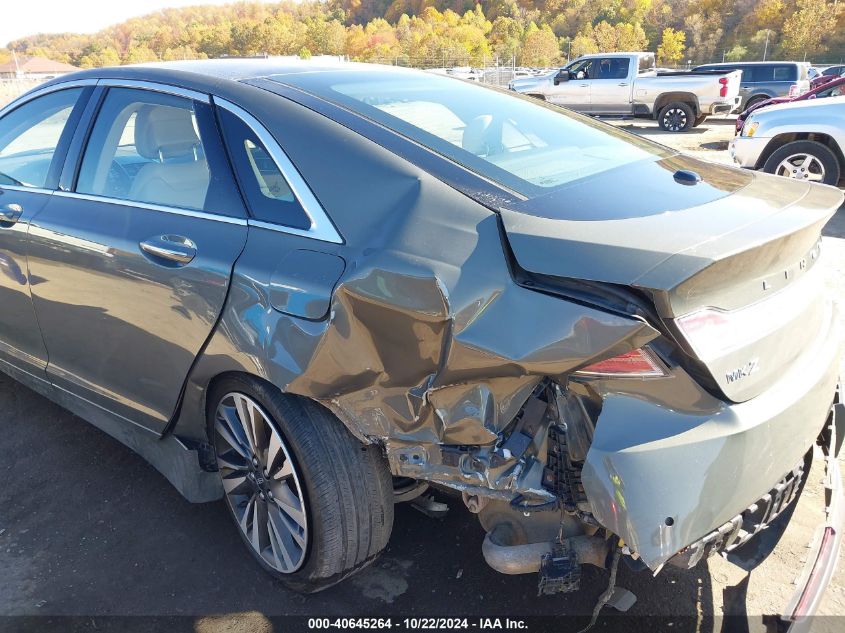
[26,83,248,433]
[0,86,91,377]
[588,56,633,114]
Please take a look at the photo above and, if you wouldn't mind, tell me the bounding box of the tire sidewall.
[763,141,840,186]
[207,377,325,587]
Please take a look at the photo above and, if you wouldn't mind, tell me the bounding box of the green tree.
[782,0,836,59]
[521,23,560,66]
[725,44,747,61]
[656,27,685,65]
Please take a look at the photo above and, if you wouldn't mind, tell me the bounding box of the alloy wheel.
[775,153,826,182]
[663,108,687,132]
[214,392,308,573]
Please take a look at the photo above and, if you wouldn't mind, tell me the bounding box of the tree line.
[3,0,843,70]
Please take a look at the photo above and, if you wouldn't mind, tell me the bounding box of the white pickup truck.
[509,52,742,132]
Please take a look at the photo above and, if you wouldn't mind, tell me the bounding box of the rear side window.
[217,107,310,230]
[745,65,797,82]
[0,88,83,188]
[595,57,630,79]
[76,87,243,215]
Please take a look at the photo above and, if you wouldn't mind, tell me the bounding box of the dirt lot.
[1,114,844,633]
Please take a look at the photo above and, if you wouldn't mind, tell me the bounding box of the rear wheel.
[762,140,840,186]
[657,102,694,132]
[210,376,394,593]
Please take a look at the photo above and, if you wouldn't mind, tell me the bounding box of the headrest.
[462,114,494,155]
[134,105,200,160]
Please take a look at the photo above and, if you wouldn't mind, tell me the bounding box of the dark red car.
[735,74,845,133]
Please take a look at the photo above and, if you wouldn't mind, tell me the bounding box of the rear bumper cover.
[581,301,842,570]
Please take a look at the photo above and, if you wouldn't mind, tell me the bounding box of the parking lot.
[1,114,845,633]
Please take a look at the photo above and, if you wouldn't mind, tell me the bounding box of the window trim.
[68,85,246,219]
[0,83,93,192]
[213,97,343,245]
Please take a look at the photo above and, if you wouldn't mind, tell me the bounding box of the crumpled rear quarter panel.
[175,95,657,497]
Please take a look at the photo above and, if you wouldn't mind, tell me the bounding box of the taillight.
[719,77,728,98]
[575,348,666,378]
[789,83,800,97]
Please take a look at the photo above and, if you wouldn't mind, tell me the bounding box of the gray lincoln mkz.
[0,59,842,619]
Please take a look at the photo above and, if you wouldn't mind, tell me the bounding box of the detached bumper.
[581,301,842,570]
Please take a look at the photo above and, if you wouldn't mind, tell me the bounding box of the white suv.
[730,95,845,185]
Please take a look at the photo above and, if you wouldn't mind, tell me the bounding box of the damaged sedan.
[0,59,842,613]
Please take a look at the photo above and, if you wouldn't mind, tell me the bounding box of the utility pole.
[763,30,770,61]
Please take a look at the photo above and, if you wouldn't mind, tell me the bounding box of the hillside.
[3,0,844,69]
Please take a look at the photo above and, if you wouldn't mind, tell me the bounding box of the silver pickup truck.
[510,52,742,132]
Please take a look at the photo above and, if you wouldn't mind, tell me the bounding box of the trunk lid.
[499,154,842,401]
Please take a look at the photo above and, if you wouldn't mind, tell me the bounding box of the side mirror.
[553,72,569,86]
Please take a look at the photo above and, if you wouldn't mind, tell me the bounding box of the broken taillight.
[575,348,666,378]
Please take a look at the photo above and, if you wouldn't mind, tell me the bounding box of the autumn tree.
[781,0,837,59]
[520,23,560,66]
[656,27,685,65]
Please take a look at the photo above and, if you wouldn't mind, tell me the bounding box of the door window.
[77,88,217,212]
[568,59,594,80]
[595,58,630,79]
[218,107,311,230]
[0,88,83,188]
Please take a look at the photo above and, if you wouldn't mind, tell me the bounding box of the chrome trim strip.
[96,79,210,103]
[0,184,54,195]
[213,97,343,245]
[53,191,248,225]
[0,78,98,118]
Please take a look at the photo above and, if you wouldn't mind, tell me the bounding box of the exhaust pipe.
[482,525,609,575]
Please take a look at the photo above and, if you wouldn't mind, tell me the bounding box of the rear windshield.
[271,70,670,197]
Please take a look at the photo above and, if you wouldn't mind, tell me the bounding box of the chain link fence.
[0,78,44,107]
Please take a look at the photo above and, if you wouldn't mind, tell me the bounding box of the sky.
[4,0,277,47]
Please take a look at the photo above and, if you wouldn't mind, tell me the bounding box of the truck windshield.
[271,69,670,197]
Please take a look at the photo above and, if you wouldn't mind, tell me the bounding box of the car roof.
[696,61,803,67]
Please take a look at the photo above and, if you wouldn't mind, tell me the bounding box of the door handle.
[580,83,589,87]
[139,234,196,265]
[618,82,629,86]
[0,203,23,226]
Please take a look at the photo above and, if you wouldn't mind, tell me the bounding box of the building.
[0,55,78,80]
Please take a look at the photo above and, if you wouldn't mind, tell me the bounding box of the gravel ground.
[1,114,844,633]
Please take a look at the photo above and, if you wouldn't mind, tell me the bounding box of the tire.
[744,96,768,111]
[692,114,707,128]
[657,101,694,132]
[208,375,394,593]
[527,93,546,101]
[762,140,841,186]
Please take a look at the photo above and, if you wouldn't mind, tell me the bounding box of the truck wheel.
[762,141,841,186]
[209,375,394,593]
[658,102,694,132]
[692,115,707,128]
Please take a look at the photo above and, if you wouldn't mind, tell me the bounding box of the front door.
[27,85,248,433]
[589,56,634,114]
[549,61,592,110]
[0,87,89,376]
